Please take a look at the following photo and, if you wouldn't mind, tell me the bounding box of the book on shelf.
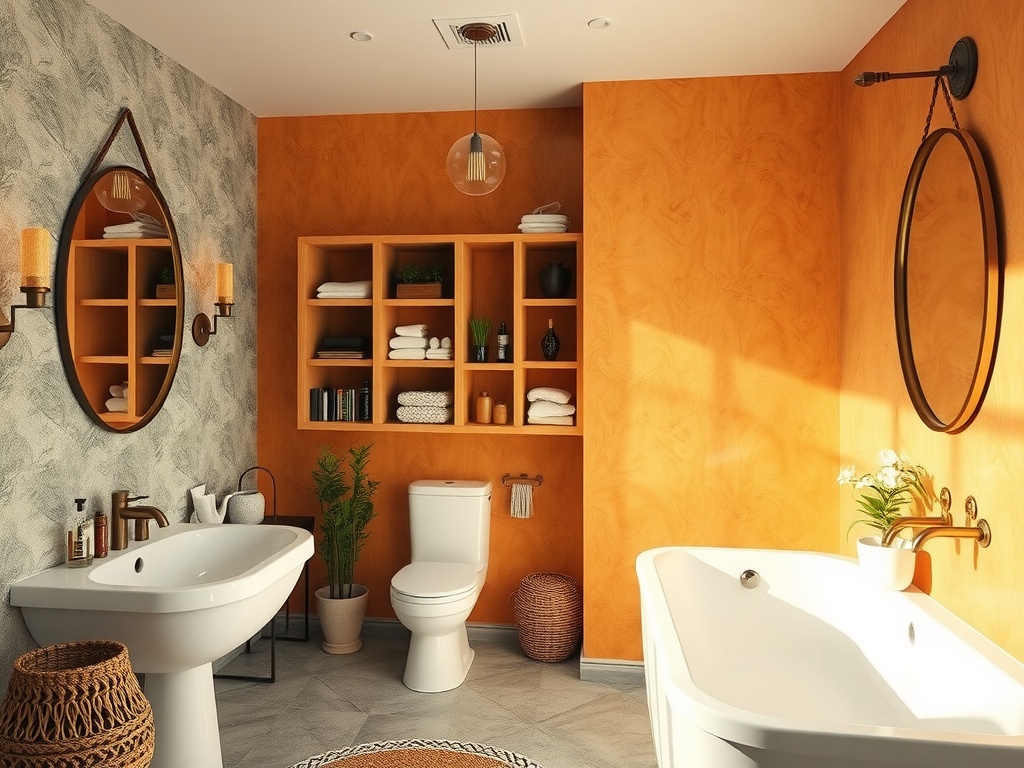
[308,387,370,423]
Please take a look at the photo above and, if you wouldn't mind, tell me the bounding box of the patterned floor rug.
[287,739,544,768]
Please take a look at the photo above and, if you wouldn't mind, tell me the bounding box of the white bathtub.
[637,546,1024,768]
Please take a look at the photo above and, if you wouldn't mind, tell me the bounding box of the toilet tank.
[409,480,492,569]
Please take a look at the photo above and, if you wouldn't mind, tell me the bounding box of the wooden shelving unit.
[297,233,582,434]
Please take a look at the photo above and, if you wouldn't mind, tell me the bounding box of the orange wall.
[839,0,1024,660]
[581,75,842,660]
[257,109,584,622]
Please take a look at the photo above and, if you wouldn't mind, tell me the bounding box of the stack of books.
[309,386,370,422]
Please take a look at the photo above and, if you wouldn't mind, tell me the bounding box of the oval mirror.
[894,127,1001,433]
[56,165,183,432]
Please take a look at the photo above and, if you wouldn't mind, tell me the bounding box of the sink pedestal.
[145,664,222,768]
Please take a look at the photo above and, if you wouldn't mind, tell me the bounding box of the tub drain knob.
[739,569,760,589]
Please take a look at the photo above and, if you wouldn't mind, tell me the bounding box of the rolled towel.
[429,336,440,349]
[528,400,576,418]
[388,348,425,360]
[527,415,575,426]
[105,396,128,413]
[440,336,452,349]
[389,336,429,350]
[397,390,454,407]
[396,405,452,424]
[527,386,572,404]
[395,324,428,337]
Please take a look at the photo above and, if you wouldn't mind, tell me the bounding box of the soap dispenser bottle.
[66,498,93,568]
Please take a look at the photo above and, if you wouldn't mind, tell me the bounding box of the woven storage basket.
[513,572,583,662]
[0,640,154,768]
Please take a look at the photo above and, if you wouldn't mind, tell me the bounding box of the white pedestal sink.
[10,523,313,768]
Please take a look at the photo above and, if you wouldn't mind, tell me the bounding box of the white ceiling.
[84,0,907,118]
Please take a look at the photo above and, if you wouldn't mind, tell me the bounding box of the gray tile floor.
[214,624,657,768]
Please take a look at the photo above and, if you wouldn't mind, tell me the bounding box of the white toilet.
[390,479,492,692]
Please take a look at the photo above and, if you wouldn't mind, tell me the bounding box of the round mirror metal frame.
[894,127,1001,434]
[56,165,184,432]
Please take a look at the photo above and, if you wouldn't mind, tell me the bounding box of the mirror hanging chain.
[921,75,961,144]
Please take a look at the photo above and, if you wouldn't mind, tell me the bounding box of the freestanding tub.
[637,546,1024,768]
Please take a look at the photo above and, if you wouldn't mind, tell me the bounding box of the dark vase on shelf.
[541,319,560,361]
[472,345,487,363]
[539,262,572,298]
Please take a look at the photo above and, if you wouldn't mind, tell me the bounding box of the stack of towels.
[316,280,372,299]
[527,386,575,426]
[519,203,569,233]
[103,212,167,239]
[388,324,453,360]
[425,336,452,360]
[396,391,454,424]
[105,382,129,413]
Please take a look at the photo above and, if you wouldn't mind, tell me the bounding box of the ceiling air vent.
[432,14,524,50]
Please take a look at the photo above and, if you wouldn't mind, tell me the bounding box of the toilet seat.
[391,562,477,602]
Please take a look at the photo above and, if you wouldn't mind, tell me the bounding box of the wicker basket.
[513,572,583,662]
[0,641,154,768]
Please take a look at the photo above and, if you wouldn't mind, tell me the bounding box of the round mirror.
[894,128,1000,433]
[56,166,183,432]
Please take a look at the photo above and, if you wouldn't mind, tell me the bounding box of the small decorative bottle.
[541,318,560,361]
[496,322,511,363]
[475,391,493,424]
[493,401,508,425]
[94,510,108,558]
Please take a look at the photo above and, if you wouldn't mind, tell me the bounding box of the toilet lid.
[391,562,477,599]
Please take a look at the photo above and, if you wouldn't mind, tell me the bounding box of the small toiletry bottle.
[359,380,371,421]
[94,509,109,558]
[496,322,511,363]
[493,401,508,425]
[475,391,493,424]
[74,498,93,558]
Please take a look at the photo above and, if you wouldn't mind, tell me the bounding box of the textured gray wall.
[0,0,257,687]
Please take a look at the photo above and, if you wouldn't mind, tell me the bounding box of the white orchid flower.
[877,466,900,489]
[836,465,857,485]
[877,449,899,467]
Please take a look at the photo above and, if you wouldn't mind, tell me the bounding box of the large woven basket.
[513,572,583,662]
[0,641,154,768]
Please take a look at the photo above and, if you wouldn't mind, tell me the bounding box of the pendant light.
[447,22,506,196]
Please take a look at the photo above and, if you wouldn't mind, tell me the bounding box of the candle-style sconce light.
[0,228,52,351]
[191,262,233,346]
[854,36,978,100]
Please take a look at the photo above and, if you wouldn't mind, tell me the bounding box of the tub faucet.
[111,490,169,550]
[881,486,954,547]
[910,495,991,552]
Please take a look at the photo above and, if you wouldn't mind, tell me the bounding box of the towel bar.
[501,473,543,487]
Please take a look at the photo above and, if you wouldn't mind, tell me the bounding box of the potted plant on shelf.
[837,449,929,590]
[395,263,444,299]
[469,317,491,362]
[155,266,175,299]
[313,443,380,653]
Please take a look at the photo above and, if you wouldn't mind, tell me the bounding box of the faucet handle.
[965,495,978,522]
[128,494,149,504]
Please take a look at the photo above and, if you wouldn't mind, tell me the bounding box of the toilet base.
[403,623,475,692]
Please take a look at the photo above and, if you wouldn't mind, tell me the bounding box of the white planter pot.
[856,535,916,590]
[315,584,368,654]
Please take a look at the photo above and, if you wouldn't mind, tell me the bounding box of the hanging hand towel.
[511,482,534,519]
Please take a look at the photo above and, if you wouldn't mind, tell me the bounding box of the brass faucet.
[110,490,170,550]
[881,486,954,546]
[910,494,992,552]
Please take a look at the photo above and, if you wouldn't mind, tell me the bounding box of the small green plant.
[397,263,444,284]
[313,444,380,599]
[469,317,491,347]
[158,266,174,284]
[838,449,929,538]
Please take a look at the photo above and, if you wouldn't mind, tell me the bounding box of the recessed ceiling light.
[350,31,373,42]
[587,18,612,30]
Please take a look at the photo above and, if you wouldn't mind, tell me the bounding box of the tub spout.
[881,512,951,546]
[911,520,992,552]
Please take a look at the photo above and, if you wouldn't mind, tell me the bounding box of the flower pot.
[472,344,487,362]
[315,584,368,654]
[856,536,916,590]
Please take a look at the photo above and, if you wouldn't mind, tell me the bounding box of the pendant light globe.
[447,22,505,196]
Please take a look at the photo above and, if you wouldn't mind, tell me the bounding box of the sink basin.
[10,522,313,768]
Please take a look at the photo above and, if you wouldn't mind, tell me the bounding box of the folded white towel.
[317,280,371,293]
[425,350,452,360]
[109,384,124,398]
[396,405,452,424]
[388,348,426,360]
[105,396,127,412]
[103,230,166,239]
[527,386,572,404]
[317,290,370,299]
[103,221,167,235]
[527,415,575,426]
[528,400,576,418]
[429,336,440,349]
[395,324,428,337]
[440,336,452,349]
[389,336,429,350]
[397,391,454,407]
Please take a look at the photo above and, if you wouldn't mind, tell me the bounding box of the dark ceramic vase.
[472,345,487,363]
[541,321,560,361]
[539,262,572,298]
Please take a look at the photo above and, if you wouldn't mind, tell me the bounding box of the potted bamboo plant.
[469,317,491,362]
[312,443,380,653]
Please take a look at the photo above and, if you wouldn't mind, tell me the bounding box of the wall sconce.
[191,262,233,346]
[0,227,51,350]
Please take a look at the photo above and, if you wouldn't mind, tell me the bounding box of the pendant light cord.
[473,41,479,134]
